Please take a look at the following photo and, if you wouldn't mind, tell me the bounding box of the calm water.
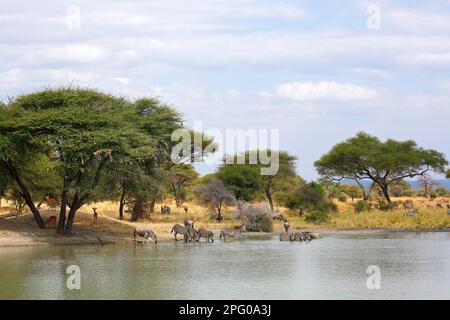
[0,232,449,300]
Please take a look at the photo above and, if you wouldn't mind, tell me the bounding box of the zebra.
[279,232,292,241]
[436,203,443,208]
[197,228,214,242]
[182,219,198,242]
[292,232,305,241]
[133,227,158,244]
[404,209,418,217]
[161,205,171,214]
[220,226,246,240]
[171,224,188,241]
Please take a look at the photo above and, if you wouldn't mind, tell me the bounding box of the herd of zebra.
[133,219,247,244]
[279,220,319,242]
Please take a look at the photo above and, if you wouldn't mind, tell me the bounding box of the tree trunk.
[380,184,391,203]
[64,193,82,235]
[3,161,44,228]
[149,197,156,213]
[119,190,126,220]
[265,186,274,211]
[131,196,145,221]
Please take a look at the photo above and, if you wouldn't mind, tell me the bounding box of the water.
[0,232,449,300]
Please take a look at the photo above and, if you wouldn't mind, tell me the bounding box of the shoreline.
[2,227,449,248]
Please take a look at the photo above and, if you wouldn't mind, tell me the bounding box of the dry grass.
[279,197,450,230]
[0,196,449,247]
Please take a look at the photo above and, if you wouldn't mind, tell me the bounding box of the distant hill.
[341,179,450,189]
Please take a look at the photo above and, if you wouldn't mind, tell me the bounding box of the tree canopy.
[314,132,448,202]
[0,88,187,233]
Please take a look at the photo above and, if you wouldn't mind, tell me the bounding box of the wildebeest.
[45,216,57,229]
[133,227,158,244]
[283,221,290,232]
[183,206,188,213]
[272,211,287,222]
[171,224,188,241]
[220,226,246,240]
[404,209,418,217]
[197,228,214,242]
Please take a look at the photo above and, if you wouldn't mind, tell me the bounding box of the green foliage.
[218,164,261,201]
[224,150,297,210]
[354,200,371,213]
[435,187,449,197]
[304,209,331,224]
[235,202,273,232]
[167,164,199,207]
[377,200,397,211]
[315,132,448,202]
[446,169,450,179]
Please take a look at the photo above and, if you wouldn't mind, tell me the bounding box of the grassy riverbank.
[0,197,449,246]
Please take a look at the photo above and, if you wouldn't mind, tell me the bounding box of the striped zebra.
[220,226,246,240]
[197,228,214,242]
[171,224,188,241]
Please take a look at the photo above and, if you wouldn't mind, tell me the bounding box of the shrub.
[305,209,330,224]
[378,200,397,211]
[337,194,347,202]
[234,201,273,232]
[354,200,371,213]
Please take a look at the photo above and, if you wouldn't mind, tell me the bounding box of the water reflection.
[0,232,449,299]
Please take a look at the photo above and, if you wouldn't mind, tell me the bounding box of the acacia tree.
[228,151,297,211]
[1,88,156,234]
[167,164,199,208]
[315,132,448,203]
[446,169,450,179]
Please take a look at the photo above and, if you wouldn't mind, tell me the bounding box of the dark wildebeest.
[133,227,158,244]
[220,226,246,240]
[171,224,188,241]
[184,206,188,213]
[197,228,214,242]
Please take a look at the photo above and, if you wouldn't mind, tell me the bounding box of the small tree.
[167,164,199,208]
[197,179,234,221]
[417,173,440,199]
[218,164,261,201]
[234,201,273,232]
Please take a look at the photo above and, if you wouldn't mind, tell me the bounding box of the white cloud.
[275,81,378,102]
[349,67,395,79]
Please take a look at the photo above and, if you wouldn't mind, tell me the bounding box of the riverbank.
[1,208,449,247]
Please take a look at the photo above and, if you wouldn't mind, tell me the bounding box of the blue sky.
[1,0,450,179]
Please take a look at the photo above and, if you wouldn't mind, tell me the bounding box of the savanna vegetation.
[0,88,449,244]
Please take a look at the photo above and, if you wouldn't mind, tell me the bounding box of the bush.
[377,200,397,211]
[337,194,347,202]
[354,200,371,213]
[305,209,330,224]
[234,202,273,232]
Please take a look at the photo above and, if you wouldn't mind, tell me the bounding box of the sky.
[0,0,449,180]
